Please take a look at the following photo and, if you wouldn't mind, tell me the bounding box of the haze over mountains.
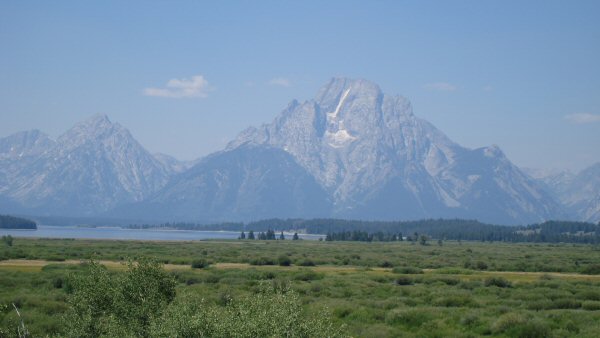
[0,78,598,225]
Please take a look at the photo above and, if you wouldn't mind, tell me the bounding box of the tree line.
[0,215,37,229]
[239,229,300,241]
[129,218,600,244]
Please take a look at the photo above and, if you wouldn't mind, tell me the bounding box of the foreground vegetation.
[2,238,600,337]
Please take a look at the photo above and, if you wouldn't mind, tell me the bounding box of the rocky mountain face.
[532,163,600,223]
[0,130,56,197]
[0,114,172,216]
[1,78,593,224]
[226,78,562,224]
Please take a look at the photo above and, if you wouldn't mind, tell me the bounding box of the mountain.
[114,145,331,222]
[224,78,562,224]
[153,153,197,174]
[534,163,600,223]
[0,130,56,202]
[0,129,55,160]
[0,79,579,224]
[0,114,172,216]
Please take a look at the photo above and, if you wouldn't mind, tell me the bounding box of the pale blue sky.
[1,1,599,171]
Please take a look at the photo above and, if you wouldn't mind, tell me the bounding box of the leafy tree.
[151,282,346,337]
[64,259,176,337]
[248,230,255,240]
[279,231,285,240]
[419,235,428,246]
[293,232,299,240]
[239,231,246,239]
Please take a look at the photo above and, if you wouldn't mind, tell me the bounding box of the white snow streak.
[328,89,351,120]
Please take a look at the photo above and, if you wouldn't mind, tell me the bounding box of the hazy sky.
[1,1,599,171]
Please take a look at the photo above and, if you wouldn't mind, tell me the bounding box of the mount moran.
[1,78,596,225]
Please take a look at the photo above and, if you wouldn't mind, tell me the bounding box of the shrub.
[581,264,600,275]
[52,277,64,289]
[433,294,472,307]
[378,261,393,268]
[484,277,511,288]
[493,314,550,338]
[293,270,323,282]
[191,259,210,269]
[430,276,460,285]
[475,261,488,270]
[203,275,220,284]
[152,282,346,337]
[582,301,600,311]
[64,259,176,337]
[385,308,432,328]
[278,255,291,266]
[577,290,600,301]
[47,256,66,262]
[395,277,413,285]
[551,298,581,309]
[392,267,423,274]
[249,257,275,266]
[297,259,316,267]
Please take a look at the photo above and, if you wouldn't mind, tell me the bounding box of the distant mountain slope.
[0,129,55,160]
[526,163,600,223]
[0,115,172,216]
[115,145,331,222]
[0,130,56,197]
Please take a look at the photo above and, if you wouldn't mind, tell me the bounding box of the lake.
[0,225,324,241]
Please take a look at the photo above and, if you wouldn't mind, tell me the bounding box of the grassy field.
[2,238,600,337]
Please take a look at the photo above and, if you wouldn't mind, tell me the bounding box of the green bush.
[249,257,275,266]
[293,270,324,281]
[429,276,460,286]
[581,264,600,275]
[64,259,177,337]
[385,308,432,328]
[484,277,511,288]
[551,298,581,309]
[191,259,210,269]
[433,295,472,307]
[297,259,316,267]
[582,300,600,311]
[52,277,64,289]
[277,255,291,266]
[378,261,393,268]
[392,266,423,274]
[475,261,488,270]
[493,314,550,338]
[395,277,413,285]
[152,282,347,337]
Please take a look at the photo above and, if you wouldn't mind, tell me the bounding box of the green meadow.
[2,238,600,337]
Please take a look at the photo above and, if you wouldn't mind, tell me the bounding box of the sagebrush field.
[2,238,600,337]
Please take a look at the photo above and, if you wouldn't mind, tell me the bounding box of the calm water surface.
[0,225,324,241]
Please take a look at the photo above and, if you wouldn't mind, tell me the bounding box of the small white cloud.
[564,113,600,124]
[424,82,457,92]
[483,85,494,92]
[268,77,292,87]
[144,75,210,98]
